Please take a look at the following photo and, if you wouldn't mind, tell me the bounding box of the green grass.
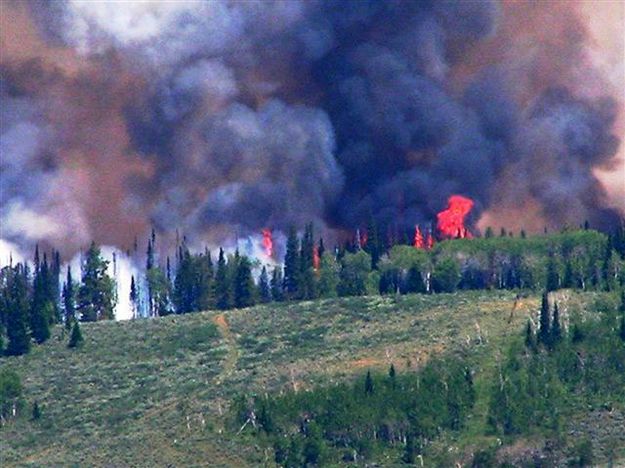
[1,290,623,466]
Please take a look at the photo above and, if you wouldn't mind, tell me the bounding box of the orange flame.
[261,229,273,258]
[426,229,434,249]
[436,195,474,239]
[413,225,424,249]
[313,245,320,271]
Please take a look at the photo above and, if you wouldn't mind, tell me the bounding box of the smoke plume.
[1,0,623,259]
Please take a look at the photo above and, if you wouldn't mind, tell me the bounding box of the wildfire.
[261,229,273,258]
[313,245,320,271]
[413,225,424,249]
[436,195,474,239]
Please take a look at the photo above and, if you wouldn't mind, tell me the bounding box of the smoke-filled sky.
[1,0,623,261]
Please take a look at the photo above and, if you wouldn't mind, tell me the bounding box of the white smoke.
[65,247,142,321]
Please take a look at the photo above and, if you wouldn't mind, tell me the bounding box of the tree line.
[2,223,624,357]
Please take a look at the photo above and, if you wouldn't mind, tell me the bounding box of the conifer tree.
[546,254,559,292]
[538,291,551,346]
[30,256,51,344]
[173,246,195,313]
[619,313,625,343]
[129,275,138,319]
[68,320,83,348]
[63,266,76,329]
[214,248,231,310]
[551,302,562,347]
[270,267,284,302]
[234,257,255,308]
[77,243,116,321]
[32,401,41,420]
[403,434,416,464]
[284,227,300,299]
[389,364,396,380]
[525,320,536,350]
[5,264,31,356]
[258,266,271,303]
[364,370,374,395]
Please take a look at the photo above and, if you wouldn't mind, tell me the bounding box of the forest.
[1,224,625,357]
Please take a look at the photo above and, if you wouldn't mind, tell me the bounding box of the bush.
[0,369,23,424]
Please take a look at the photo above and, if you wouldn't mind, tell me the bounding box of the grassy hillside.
[1,290,623,466]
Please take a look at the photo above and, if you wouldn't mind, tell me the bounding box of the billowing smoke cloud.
[1,0,623,260]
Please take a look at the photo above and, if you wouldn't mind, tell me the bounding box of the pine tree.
[619,313,625,343]
[68,321,83,348]
[284,227,300,299]
[551,301,562,347]
[364,370,374,395]
[32,401,41,420]
[538,291,551,346]
[214,248,231,310]
[77,243,116,321]
[485,227,494,238]
[389,364,396,380]
[298,223,316,300]
[546,254,559,292]
[234,257,255,309]
[30,257,51,344]
[5,264,31,356]
[525,320,536,350]
[173,246,195,313]
[258,266,271,303]
[403,434,416,464]
[63,266,76,329]
[270,267,284,302]
[129,275,138,319]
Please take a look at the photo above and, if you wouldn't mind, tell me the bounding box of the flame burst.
[261,229,273,258]
[413,225,424,249]
[437,195,474,239]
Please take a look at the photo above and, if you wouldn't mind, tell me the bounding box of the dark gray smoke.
[0,0,622,258]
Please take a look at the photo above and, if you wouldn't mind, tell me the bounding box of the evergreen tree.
[77,243,116,321]
[258,266,271,303]
[389,363,396,380]
[298,223,316,300]
[551,302,562,347]
[403,434,416,464]
[546,254,559,292]
[32,401,41,420]
[284,227,300,298]
[196,250,214,311]
[63,266,76,329]
[485,227,494,238]
[173,246,195,313]
[68,321,83,348]
[5,264,31,356]
[214,248,231,310]
[129,275,138,319]
[270,267,284,302]
[364,370,374,395]
[525,320,536,350]
[234,257,255,309]
[30,257,51,344]
[538,291,551,346]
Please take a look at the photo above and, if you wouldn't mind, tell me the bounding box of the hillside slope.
[1,290,623,466]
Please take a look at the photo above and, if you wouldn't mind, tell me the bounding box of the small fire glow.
[436,195,474,239]
[261,229,273,258]
[413,225,424,249]
[313,245,320,271]
[426,229,434,249]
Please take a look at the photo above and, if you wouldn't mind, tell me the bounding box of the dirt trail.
[212,313,239,385]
